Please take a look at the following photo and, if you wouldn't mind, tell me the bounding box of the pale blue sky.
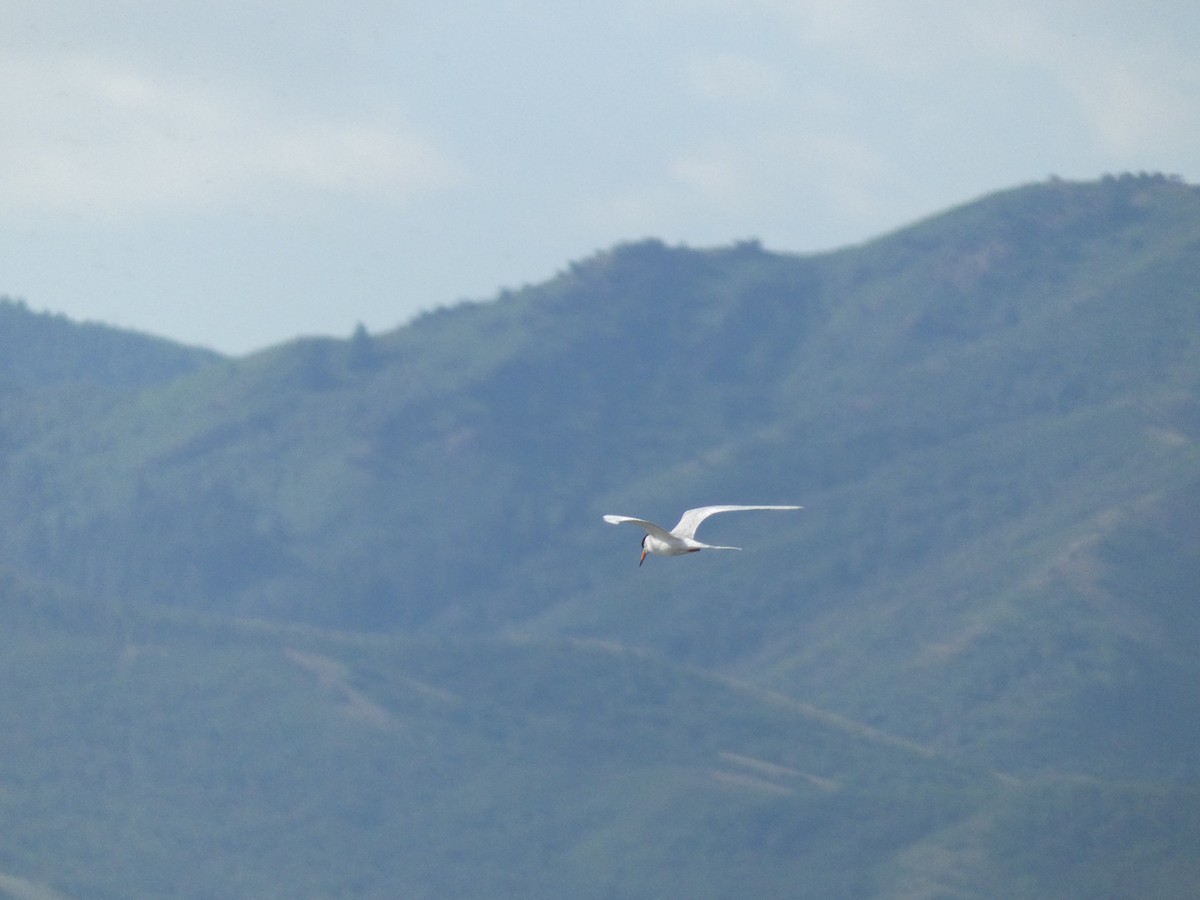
[3,1,1198,354]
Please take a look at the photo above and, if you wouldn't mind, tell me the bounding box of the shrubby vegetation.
[0,297,218,388]
[0,175,1198,896]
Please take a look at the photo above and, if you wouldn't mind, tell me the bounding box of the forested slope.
[1,174,1197,897]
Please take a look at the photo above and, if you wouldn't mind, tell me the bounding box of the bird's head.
[639,534,649,566]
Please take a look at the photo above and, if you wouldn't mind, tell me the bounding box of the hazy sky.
[3,1,1198,354]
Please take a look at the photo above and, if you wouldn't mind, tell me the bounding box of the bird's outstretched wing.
[671,505,802,540]
[602,514,676,543]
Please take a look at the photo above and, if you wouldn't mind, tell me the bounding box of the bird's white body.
[603,505,801,565]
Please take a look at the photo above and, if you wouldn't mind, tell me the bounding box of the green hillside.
[0,298,219,388]
[1,174,1198,897]
[3,606,1197,899]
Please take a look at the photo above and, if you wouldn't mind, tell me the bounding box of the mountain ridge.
[1,174,1198,897]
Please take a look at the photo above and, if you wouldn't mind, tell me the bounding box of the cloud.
[683,52,784,104]
[787,1,1200,165]
[587,125,899,251]
[0,53,463,220]
[1049,39,1200,162]
[669,150,750,207]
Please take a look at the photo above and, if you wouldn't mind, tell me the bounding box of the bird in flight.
[603,505,801,565]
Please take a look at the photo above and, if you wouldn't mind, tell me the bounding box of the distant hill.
[0,297,220,388]
[1,174,1197,897]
